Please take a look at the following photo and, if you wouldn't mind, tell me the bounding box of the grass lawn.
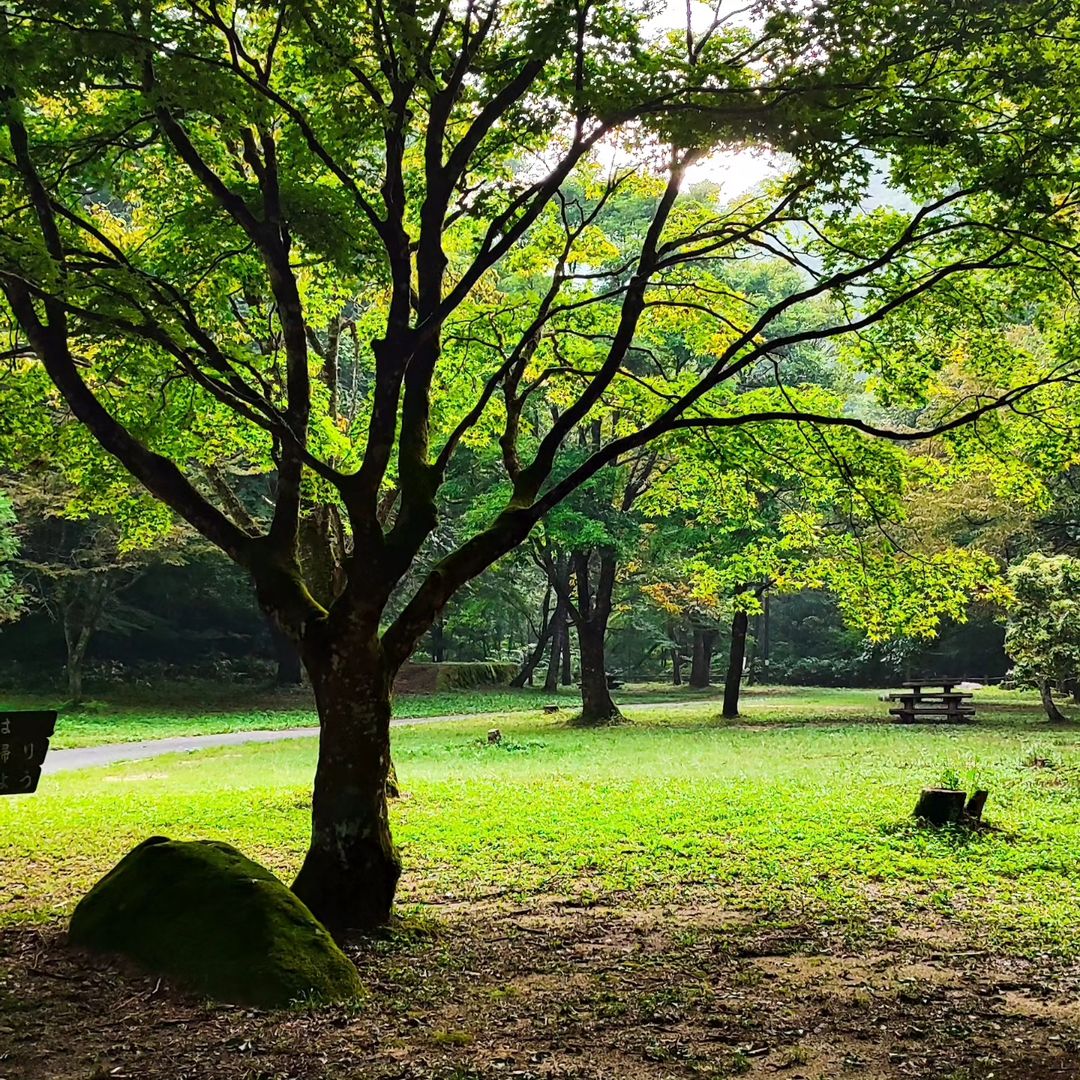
[1,681,731,749]
[2,681,1035,749]
[3,688,1078,955]
[5,689,1080,1078]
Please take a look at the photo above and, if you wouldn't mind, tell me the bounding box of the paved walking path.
[43,714,455,774]
[41,698,713,774]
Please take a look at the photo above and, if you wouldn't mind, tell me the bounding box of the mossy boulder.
[68,837,363,1008]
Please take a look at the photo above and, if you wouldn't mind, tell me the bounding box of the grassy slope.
[4,690,1080,957]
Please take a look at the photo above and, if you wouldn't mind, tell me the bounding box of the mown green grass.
[5,683,1027,749]
[2,685,593,748]
[4,691,1080,958]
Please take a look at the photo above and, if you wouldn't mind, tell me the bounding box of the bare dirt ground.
[2,899,1079,1080]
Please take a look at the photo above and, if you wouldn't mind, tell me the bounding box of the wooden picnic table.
[903,680,961,694]
[887,681,975,724]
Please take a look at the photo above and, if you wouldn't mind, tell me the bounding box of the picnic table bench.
[887,681,975,724]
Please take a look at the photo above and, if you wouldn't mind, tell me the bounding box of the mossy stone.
[68,837,363,1008]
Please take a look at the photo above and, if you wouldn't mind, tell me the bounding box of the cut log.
[965,789,988,822]
[914,788,966,826]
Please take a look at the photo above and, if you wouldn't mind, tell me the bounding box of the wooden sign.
[0,711,58,796]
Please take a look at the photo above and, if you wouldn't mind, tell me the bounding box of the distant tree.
[0,493,22,623]
[1005,554,1080,722]
[8,475,197,701]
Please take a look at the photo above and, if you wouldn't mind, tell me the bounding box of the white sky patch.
[648,0,788,197]
[685,148,784,198]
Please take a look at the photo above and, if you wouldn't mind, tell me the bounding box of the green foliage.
[68,837,363,1007]
[4,0,1080,924]
[1006,554,1080,693]
[0,492,22,622]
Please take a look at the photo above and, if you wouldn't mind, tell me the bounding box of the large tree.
[2,0,1079,931]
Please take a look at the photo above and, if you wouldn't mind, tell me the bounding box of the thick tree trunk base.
[295,638,401,936]
[569,705,627,727]
[914,787,990,828]
[292,838,401,936]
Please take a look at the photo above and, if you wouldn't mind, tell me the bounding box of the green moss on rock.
[68,837,363,1008]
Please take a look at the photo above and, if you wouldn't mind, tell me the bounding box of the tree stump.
[914,788,966,826]
[965,789,989,822]
[487,728,502,744]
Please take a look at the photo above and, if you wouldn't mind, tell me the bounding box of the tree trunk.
[66,633,86,703]
[544,597,565,692]
[560,618,573,685]
[271,623,303,686]
[723,608,749,718]
[62,607,93,704]
[576,618,621,724]
[429,613,447,663]
[1040,679,1070,723]
[914,787,966,826]
[689,628,715,688]
[570,549,622,725]
[512,586,553,687]
[292,637,401,934]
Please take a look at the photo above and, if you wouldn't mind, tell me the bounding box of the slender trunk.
[292,637,401,934]
[560,619,573,685]
[66,634,86,702]
[271,623,303,686]
[570,549,622,725]
[544,600,564,693]
[429,613,446,663]
[62,606,93,704]
[512,586,553,687]
[723,609,750,718]
[1040,679,1070,723]
[575,618,621,724]
[669,622,683,685]
[689,628,715,688]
